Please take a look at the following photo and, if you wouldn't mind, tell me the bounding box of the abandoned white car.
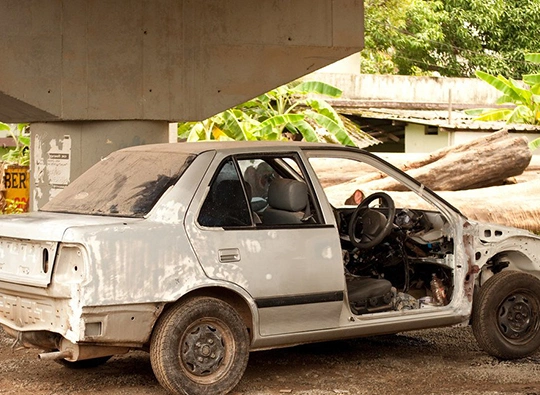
[1,141,540,395]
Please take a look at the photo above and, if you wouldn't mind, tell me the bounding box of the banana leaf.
[305,98,344,127]
[291,81,342,97]
[475,71,524,103]
[529,137,540,151]
[525,53,540,63]
[223,110,247,141]
[306,110,356,147]
[523,74,540,86]
[507,105,534,124]
[257,114,304,130]
[187,123,207,142]
[291,120,318,142]
[472,108,513,121]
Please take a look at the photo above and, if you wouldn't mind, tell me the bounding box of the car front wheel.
[472,270,540,359]
[150,297,250,395]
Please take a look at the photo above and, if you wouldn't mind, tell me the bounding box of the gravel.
[1,326,539,395]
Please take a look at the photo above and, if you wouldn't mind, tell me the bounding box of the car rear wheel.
[150,297,250,395]
[472,270,540,359]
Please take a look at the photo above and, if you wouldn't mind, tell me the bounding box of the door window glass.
[198,159,252,227]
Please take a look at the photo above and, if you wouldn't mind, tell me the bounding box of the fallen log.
[361,133,532,191]
[320,130,532,193]
[315,129,515,188]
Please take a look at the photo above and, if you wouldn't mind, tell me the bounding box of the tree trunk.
[326,129,516,188]
[361,133,532,191]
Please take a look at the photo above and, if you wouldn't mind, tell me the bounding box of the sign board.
[3,165,30,212]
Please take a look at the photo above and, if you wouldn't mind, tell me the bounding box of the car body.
[1,141,540,395]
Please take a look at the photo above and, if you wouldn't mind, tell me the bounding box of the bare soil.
[1,326,540,395]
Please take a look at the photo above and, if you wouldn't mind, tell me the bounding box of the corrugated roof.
[339,107,540,132]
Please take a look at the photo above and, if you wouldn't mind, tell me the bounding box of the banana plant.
[466,53,540,125]
[179,81,380,148]
[1,122,30,166]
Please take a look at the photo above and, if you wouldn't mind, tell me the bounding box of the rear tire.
[150,297,250,395]
[472,270,540,359]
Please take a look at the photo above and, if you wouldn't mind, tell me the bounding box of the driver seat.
[263,178,308,225]
[346,275,393,315]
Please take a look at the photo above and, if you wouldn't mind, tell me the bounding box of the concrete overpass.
[0,0,364,209]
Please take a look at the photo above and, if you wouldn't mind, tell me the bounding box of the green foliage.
[529,137,540,151]
[465,54,540,126]
[1,123,30,166]
[362,0,540,78]
[178,81,380,148]
[1,198,25,215]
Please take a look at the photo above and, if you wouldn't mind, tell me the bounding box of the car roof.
[121,141,361,155]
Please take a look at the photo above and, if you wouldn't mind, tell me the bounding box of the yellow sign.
[4,165,30,212]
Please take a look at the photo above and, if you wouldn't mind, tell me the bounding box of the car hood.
[0,211,141,242]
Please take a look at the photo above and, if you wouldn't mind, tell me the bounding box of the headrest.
[267,178,307,212]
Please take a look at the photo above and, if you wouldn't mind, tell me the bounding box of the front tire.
[472,270,540,359]
[150,297,250,395]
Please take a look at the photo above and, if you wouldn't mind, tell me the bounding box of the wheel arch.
[478,249,540,286]
[153,286,256,344]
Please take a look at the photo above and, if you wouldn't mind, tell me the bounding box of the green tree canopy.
[362,0,540,78]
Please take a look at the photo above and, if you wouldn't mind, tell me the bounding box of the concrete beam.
[0,0,364,123]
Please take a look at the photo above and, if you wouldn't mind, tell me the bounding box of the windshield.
[42,150,195,217]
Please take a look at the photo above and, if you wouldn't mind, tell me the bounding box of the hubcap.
[497,293,536,342]
[181,323,225,377]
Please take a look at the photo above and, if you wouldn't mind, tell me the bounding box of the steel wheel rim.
[179,318,235,384]
[497,291,539,345]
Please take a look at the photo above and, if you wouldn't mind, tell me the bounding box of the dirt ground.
[1,326,540,395]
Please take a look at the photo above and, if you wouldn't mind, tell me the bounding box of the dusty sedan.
[1,141,540,395]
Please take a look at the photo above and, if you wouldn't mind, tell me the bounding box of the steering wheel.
[348,192,396,249]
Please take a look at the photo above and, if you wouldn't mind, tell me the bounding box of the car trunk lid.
[0,212,140,287]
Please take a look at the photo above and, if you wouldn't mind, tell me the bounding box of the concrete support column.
[30,120,169,210]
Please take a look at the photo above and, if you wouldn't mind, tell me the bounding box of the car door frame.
[184,148,346,338]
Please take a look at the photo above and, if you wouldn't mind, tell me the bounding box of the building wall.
[405,124,449,153]
[310,72,501,108]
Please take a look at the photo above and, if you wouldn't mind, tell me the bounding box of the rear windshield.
[41,150,195,217]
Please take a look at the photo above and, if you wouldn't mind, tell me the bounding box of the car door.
[184,152,345,336]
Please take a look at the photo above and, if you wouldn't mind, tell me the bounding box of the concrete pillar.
[31,121,169,210]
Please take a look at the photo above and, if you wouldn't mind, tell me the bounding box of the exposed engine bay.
[338,199,455,315]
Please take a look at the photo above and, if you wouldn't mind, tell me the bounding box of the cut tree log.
[331,129,532,192]
[388,180,540,232]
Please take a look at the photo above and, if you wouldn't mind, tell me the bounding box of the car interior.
[200,155,456,316]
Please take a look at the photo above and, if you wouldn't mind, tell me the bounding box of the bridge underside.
[0,0,364,208]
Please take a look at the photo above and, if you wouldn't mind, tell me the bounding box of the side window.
[198,159,252,227]
[239,156,322,226]
[241,159,276,200]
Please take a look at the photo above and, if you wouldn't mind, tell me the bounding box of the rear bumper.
[0,290,72,338]
[0,286,163,348]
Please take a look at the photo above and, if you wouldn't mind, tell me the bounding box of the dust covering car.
[1,141,540,395]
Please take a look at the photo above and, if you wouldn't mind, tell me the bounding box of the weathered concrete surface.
[0,0,364,123]
[307,72,502,109]
[30,120,169,210]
